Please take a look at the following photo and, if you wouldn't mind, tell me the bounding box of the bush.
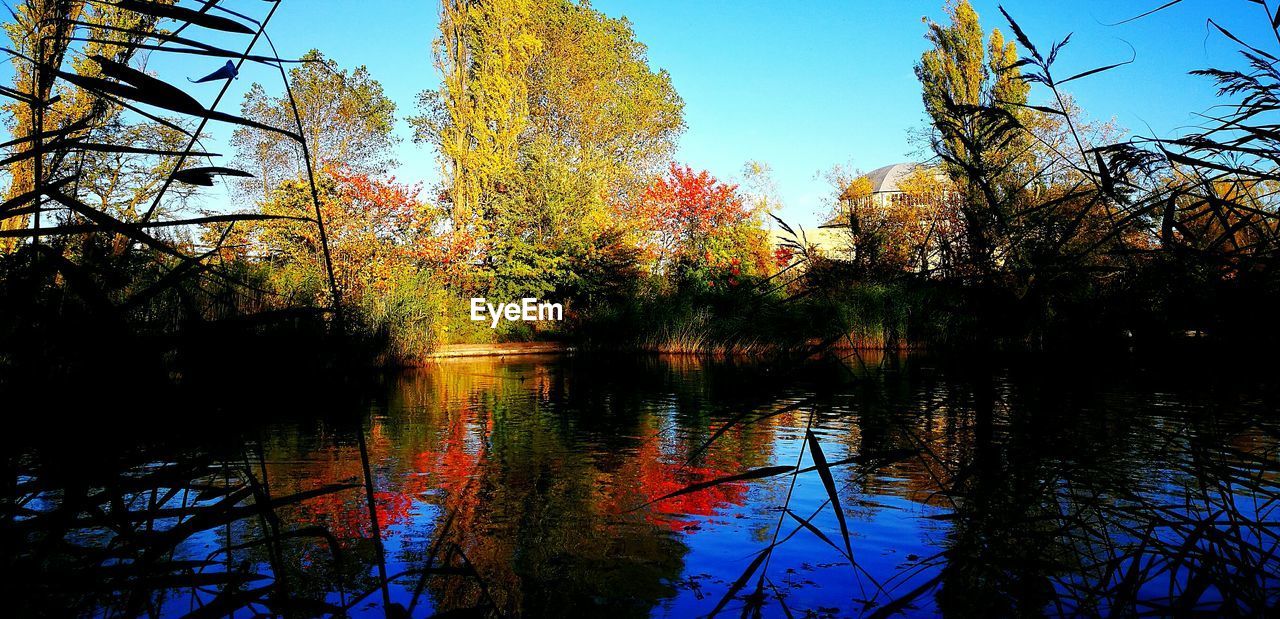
[355,268,451,366]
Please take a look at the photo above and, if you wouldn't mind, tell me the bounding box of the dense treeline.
[1,0,1278,389]
[812,0,1280,351]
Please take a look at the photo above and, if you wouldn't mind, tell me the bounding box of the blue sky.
[26,1,1280,227]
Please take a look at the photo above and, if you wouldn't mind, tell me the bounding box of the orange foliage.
[633,163,751,268]
[257,166,479,301]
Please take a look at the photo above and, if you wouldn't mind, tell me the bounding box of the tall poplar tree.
[414,0,683,297]
[414,0,539,262]
[916,0,1029,276]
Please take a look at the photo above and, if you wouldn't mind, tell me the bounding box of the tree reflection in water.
[3,353,1278,617]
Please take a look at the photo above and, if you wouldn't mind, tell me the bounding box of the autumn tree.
[413,0,539,258]
[413,0,683,298]
[232,50,398,204]
[1,0,178,249]
[522,0,684,204]
[916,0,1030,277]
[896,166,963,275]
[78,117,198,222]
[255,167,432,305]
[634,163,770,285]
[492,0,685,299]
[819,166,935,275]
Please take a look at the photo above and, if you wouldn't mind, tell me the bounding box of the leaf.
[123,571,269,589]
[922,512,960,521]
[766,577,797,619]
[200,108,302,143]
[172,166,255,186]
[0,213,305,236]
[0,83,41,105]
[1162,147,1280,182]
[145,213,311,228]
[1003,101,1066,116]
[1056,58,1135,86]
[806,429,854,561]
[54,63,298,141]
[689,397,814,464]
[866,574,943,619]
[785,508,845,558]
[1104,0,1184,26]
[633,465,796,509]
[0,141,218,166]
[1207,18,1277,61]
[0,178,74,213]
[63,26,299,65]
[708,546,771,618]
[88,54,204,114]
[189,60,237,83]
[794,447,917,475]
[114,0,255,35]
[63,141,219,158]
[0,114,95,149]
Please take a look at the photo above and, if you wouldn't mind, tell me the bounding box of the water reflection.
[4,353,1279,617]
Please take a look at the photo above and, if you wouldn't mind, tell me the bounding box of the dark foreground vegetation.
[2,1,1280,615]
[3,0,1280,395]
[4,352,1279,617]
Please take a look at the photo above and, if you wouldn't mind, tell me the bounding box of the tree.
[77,117,198,223]
[1,0,177,249]
[522,0,684,204]
[232,50,398,205]
[413,0,684,297]
[254,167,435,304]
[821,167,934,275]
[634,163,770,282]
[413,0,539,259]
[897,165,963,275]
[916,0,1030,277]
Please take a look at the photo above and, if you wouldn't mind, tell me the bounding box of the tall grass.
[574,274,937,356]
[655,1,1280,614]
[0,0,348,387]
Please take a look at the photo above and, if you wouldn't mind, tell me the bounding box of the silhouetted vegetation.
[4,0,1280,617]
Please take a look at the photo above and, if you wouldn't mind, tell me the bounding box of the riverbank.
[423,341,576,359]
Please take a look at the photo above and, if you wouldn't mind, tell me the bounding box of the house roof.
[818,162,931,229]
[864,162,921,194]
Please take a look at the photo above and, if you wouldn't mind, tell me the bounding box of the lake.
[5,352,1279,617]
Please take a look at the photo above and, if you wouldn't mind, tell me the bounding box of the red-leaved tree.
[635,163,750,272]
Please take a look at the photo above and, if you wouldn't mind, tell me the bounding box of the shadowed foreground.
[3,352,1278,617]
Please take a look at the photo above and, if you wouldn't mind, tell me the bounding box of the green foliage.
[355,269,451,366]
[233,49,399,204]
[916,0,1032,277]
[522,0,685,201]
[414,0,684,301]
[412,0,539,244]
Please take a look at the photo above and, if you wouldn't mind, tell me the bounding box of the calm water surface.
[7,353,1280,617]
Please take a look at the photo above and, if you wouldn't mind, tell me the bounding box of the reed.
[650,2,1280,613]
[0,0,349,388]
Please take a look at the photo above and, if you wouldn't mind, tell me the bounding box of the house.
[768,162,955,273]
[824,162,933,221]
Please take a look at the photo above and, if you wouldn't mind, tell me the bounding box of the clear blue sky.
[32,1,1280,227]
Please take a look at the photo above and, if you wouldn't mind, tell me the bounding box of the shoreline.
[422,342,576,359]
